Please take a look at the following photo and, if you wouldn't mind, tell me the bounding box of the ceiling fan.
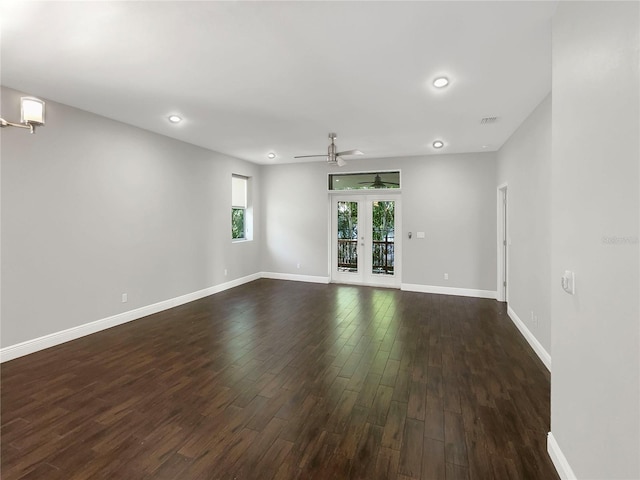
[294,133,363,166]
[359,174,400,189]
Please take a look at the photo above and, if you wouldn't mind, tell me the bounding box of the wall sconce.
[0,97,46,134]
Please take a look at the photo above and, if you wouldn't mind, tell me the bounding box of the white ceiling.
[1,1,556,165]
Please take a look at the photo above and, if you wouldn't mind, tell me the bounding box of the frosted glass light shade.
[20,97,45,126]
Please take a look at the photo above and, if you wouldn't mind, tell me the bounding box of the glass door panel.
[337,201,359,273]
[371,201,395,276]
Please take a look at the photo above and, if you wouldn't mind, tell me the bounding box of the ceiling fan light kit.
[294,132,363,167]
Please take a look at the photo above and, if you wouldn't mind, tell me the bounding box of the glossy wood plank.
[376,446,400,479]
[421,437,446,480]
[381,400,407,450]
[398,417,424,478]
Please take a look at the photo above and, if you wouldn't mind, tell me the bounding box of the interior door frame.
[329,192,402,288]
[497,183,508,302]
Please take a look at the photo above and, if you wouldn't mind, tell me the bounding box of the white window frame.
[232,174,252,242]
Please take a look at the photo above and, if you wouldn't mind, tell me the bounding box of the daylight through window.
[328,171,400,191]
[232,175,248,240]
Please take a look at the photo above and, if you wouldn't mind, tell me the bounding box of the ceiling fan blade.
[336,149,363,157]
[294,154,327,158]
[384,182,400,185]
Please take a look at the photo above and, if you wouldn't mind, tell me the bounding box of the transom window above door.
[328,171,400,191]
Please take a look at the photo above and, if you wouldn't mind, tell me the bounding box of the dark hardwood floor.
[1,279,559,479]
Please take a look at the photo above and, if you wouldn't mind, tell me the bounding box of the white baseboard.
[261,272,330,284]
[507,305,551,371]
[401,283,497,299]
[0,272,260,363]
[547,432,577,479]
[0,275,529,363]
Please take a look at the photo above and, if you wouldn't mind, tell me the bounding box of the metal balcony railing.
[337,239,395,274]
[372,239,395,274]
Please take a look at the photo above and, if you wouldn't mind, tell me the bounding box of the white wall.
[550,2,639,478]
[260,161,330,276]
[497,95,552,354]
[1,87,262,348]
[2,86,497,354]
[261,153,497,293]
[397,154,497,291]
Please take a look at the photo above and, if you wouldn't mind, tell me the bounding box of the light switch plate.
[417,232,425,239]
[561,270,575,295]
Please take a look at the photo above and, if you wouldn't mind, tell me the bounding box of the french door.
[331,194,401,287]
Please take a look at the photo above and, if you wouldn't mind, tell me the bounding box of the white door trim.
[497,183,508,302]
[330,194,402,288]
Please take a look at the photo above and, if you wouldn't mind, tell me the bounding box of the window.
[328,171,401,191]
[232,175,248,240]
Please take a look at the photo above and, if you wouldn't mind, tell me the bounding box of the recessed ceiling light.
[482,145,489,149]
[433,140,444,149]
[168,115,182,123]
[433,77,449,88]
[267,152,276,159]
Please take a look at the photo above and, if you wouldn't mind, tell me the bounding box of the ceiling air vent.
[480,116,498,124]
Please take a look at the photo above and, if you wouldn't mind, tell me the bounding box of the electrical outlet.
[224,269,228,276]
[297,262,301,269]
[122,293,128,303]
[530,311,539,328]
[444,273,449,280]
